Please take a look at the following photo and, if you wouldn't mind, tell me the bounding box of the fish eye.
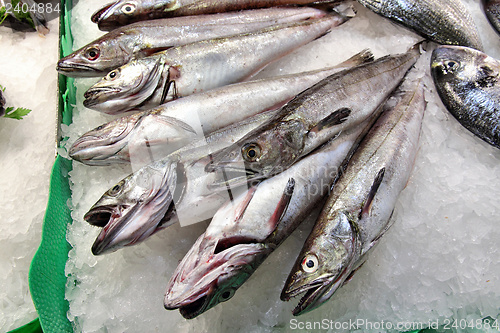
[95,125,104,131]
[241,143,261,162]
[301,254,319,273]
[108,182,123,196]
[85,47,100,61]
[219,289,235,302]
[106,69,119,80]
[121,3,136,14]
[445,60,459,71]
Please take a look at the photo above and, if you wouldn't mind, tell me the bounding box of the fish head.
[281,211,359,316]
[84,159,177,254]
[205,120,306,189]
[57,37,130,77]
[69,113,143,165]
[92,0,180,30]
[164,233,273,319]
[83,56,165,114]
[431,45,500,92]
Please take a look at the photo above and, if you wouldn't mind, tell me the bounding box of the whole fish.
[69,49,373,166]
[92,0,341,30]
[163,121,371,319]
[481,0,500,36]
[83,14,351,114]
[431,45,500,149]
[85,110,277,255]
[57,7,327,77]
[356,0,483,51]
[280,78,426,316]
[0,0,49,35]
[205,44,420,190]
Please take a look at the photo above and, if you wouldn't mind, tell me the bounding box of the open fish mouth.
[282,277,336,316]
[178,295,209,319]
[84,205,118,227]
[206,165,265,190]
[91,2,117,23]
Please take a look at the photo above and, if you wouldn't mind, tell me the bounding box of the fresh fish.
[92,0,341,30]
[280,78,426,316]
[481,0,500,36]
[85,110,277,255]
[163,121,371,319]
[431,45,500,149]
[0,0,49,35]
[69,49,374,166]
[57,7,327,77]
[356,0,483,51]
[83,14,351,114]
[205,44,420,190]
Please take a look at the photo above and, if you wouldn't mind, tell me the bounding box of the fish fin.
[268,178,295,231]
[309,108,351,135]
[150,115,197,135]
[161,66,181,103]
[338,49,374,68]
[359,168,385,220]
[139,47,172,57]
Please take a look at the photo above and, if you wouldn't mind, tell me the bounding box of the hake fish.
[205,44,420,189]
[92,0,341,30]
[57,7,327,77]
[280,78,426,316]
[356,0,483,51]
[85,110,277,255]
[431,45,500,149]
[163,122,371,319]
[83,15,350,114]
[481,0,500,36]
[69,49,374,166]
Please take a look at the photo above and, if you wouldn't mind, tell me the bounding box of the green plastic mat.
[27,0,74,332]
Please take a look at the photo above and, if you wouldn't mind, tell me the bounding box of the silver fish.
[83,15,351,114]
[431,45,500,149]
[205,44,421,189]
[69,49,374,166]
[57,7,327,77]
[280,78,426,316]
[163,122,370,319]
[356,0,483,50]
[481,0,500,36]
[91,0,341,31]
[0,0,49,35]
[85,110,276,255]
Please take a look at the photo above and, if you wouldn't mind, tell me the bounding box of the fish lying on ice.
[83,14,351,114]
[91,0,342,30]
[57,7,327,77]
[356,0,483,51]
[431,45,500,149]
[281,77,426,316]
[481,0,500,36]
[205,44,421,190]
[69,49,374,166]
[163,119,374,319]
[85,110,277,255]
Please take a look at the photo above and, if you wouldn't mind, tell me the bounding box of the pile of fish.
[58,0,500,321]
